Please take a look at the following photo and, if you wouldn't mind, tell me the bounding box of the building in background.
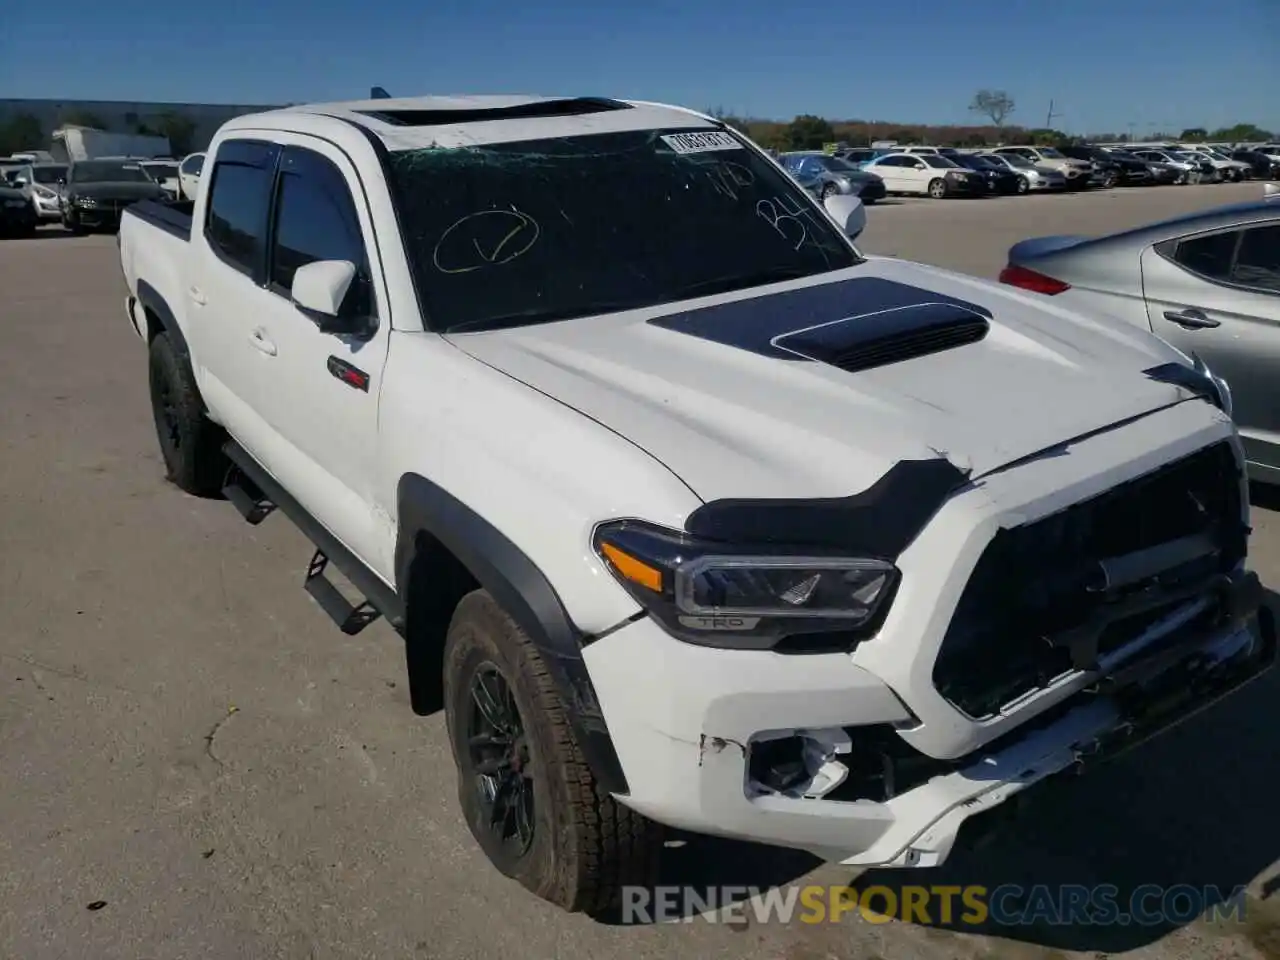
[0,98,282,156]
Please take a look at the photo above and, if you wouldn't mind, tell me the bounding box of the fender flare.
[394,473,629,796]
[136,278,190,358]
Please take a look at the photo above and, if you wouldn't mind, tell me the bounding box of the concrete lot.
[2,182,1278,960]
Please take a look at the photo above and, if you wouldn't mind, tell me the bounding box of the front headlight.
[34,185,56,198]
[593,520,898,649]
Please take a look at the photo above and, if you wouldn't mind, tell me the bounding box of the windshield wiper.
[668,265,831,300]
[447,299,648,333]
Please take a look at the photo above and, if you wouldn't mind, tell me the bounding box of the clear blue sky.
[2,0,1276,134]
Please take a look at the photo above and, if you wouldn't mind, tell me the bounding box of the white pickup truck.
[118,94,1274,914]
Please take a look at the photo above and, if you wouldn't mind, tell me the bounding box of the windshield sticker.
[660,131,743,155]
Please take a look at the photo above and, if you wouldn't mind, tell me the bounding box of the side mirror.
[823,194,866,240]
[290,259,361,333]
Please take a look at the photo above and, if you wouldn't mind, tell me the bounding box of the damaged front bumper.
[584,579,1274,866]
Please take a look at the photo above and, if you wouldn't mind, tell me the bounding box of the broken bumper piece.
[583,593,1274,868]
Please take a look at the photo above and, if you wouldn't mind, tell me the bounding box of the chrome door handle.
[249,328,277,356]
[1163,308,1220,330]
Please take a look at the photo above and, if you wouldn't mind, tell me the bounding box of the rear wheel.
[1102,171,1119,189]
[147,333,228,497]
[819,181,838,200]
[1016,176,1030,195]
[444,590,659,915]
[927,178,948,199]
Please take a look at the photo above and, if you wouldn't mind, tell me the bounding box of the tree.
[1210,123,1272,142]
[153,111,198,154]
[0,113,44,154]
[969,89,1015,129]
[1180,127,1207,142]
[58,107,108,130]
[784,114,835,150]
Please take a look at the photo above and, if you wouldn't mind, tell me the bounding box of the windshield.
[387,128,860,333]
[922,155,960,169]
[998,153,1034,169]
[1037,147,1065,158]
[70,161,151,184]
[32,165,66,184]
[818,156,862,173]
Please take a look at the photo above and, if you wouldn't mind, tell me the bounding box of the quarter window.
[1173,231,1237,281]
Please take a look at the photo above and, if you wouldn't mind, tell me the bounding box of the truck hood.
[444,259,1193,502]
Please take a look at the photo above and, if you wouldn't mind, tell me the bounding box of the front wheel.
[444,590,659,915]
[927,178,948,199]
[819,181,838,200]
[1102,171,1119,189]
[1016,176,1030,195]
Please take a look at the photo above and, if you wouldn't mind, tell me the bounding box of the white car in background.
[862,152,986,198]
[978,152,1067,193]
[139,160,182,199]
[178,151,205,202]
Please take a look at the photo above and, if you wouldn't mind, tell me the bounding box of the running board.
[221,441,405,634]
[222,468,276,525]
[305,549,383,635]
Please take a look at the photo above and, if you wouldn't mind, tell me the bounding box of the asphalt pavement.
[1,182,1278,960]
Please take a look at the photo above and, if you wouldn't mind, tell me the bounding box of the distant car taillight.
[998,264,1071,296]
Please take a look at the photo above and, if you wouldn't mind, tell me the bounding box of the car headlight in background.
[33,185,57,199]
[593,519,898,649]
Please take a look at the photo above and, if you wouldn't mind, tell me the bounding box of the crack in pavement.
[203,706,239,767]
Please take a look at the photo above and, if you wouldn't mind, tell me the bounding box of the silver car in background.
[997,196,1280,482]
[1,161,68,221]
[978,152,1067,193]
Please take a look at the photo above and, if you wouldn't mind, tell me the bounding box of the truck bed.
[126,199,193,241]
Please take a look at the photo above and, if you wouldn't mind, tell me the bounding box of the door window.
[1231,225,1280,293]
[204,140,278,278]
[267,147,374,318]
[1171,224,1280,293]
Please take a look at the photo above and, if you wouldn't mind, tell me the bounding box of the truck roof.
[225,95,718,151]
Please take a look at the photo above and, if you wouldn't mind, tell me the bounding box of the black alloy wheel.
[463,664,536,856]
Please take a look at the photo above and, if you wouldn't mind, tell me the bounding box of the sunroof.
[355,97,633,127]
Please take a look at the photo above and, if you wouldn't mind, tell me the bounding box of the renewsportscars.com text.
[621,883,1250,926]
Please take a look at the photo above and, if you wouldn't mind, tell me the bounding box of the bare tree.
[969,90,1015,129]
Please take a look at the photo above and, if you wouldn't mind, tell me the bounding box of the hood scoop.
[774,301,989,373]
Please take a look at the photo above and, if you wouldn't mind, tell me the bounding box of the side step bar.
[222,441,405,635]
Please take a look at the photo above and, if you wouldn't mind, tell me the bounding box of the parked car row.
[0,154,191,236]
[783,141,1280,201]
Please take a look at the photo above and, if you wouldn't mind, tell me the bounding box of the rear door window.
[204,140,279,279]
[1230,225,1280,293]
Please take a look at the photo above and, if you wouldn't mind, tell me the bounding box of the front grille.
[932,441,1245,718]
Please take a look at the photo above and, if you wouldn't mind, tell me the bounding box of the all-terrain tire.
[147,332,228,497]
[443,589,659,915]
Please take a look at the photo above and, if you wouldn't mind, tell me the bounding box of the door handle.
[1163,308,1220,330]
[188,286,206,306]
[249,328,277,356]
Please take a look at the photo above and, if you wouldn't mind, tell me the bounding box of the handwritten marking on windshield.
[701,160,756,200]
[433,208,541,274]
[755,196,810,250]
